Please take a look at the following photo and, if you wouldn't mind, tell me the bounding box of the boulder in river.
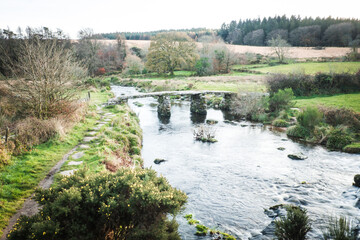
[206,119,218,125]
[354,174,360,187]
[277,147,286,151]
[154,158,166,164]
[288,153,308,160]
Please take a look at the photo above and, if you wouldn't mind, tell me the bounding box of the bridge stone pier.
[157,95,171,117]
[220,93,233,111]
[190,94,207,115]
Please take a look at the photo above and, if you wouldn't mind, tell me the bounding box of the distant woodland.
[95,15,360,48]
[93,28,215,41]
[219,15,360,47]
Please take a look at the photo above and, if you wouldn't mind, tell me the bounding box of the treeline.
[94,28,215,41]
[219,15,360,47]
[0,28,127,77]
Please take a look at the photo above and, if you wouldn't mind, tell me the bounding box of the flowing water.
[112,86,360,239]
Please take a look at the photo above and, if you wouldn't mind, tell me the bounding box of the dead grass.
[100,40,354,59]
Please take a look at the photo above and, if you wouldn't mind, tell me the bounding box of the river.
[112,86,360,239]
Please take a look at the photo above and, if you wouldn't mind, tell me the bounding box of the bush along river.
[112,86,360,240]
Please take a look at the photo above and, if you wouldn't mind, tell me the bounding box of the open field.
[295,93,360,113]
[251,62,360,75]
[124,74,267,93]
[99,40,356,60]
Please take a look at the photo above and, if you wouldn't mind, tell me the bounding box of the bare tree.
[5,36,86,119]
[269,36,291,63]
[75,28,101,76]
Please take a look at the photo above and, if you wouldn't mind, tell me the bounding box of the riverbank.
[0,89,143,237]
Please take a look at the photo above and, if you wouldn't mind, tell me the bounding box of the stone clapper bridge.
[107,90,237,117]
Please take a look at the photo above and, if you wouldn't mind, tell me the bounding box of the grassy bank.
[53,104,143,182]
[0,90,143,236]
[295,93,360,113]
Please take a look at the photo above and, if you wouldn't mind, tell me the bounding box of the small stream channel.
[112,86,360,239]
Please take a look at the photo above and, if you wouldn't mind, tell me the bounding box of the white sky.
[1,0,359,38]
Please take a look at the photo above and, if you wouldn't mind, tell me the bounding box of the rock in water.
[154,158,166,164]
[277,147,286,151]
[206,119,218,125]
[288,153,308,160]
[354,174,360,187]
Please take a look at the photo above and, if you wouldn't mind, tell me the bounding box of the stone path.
[0,145,79,240]
[71,151,84,159]
[57,107,115,177]
[1,105,116,240]
[79,144,90,149]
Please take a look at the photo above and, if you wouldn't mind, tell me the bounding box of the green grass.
[232,64,268,70]
[219,71,257,76]
[295,93,360,113]
[193,82,266,92]
[127,70,196,80]
[0,91,112,236]
[255,62,360,75]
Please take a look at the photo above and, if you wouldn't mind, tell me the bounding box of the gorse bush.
[323,217,358,240]
[7,168,187,240]
[274,205,311,240]
[326,128,353,150]
[269,88,295,113]
[273,119,289,127]
[297,107,324,131]
[287,125,311,139]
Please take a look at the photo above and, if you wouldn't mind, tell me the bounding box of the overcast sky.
[1,0,359,38]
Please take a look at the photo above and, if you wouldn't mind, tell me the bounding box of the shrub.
[320,107,360,131]
[287,125,310,139]
[269,88,295,113]
[273,119,289,127]
[251,113,269,123]
[96,67,106,75]
[124,55,144,75]
[323,217,357,240]
[0,143,11,167]
[267,72,360,96]
[14,117,58,152]
[231,93,268,119]
[195,57,212,76]
[8,168,187,240]
[267,73,313,96]
[297,107,324,131]
[274,205,311,240]
[326,128,353,150]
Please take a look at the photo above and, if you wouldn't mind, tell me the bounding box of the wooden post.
[88,91,91,100]
[5,127,9,143]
